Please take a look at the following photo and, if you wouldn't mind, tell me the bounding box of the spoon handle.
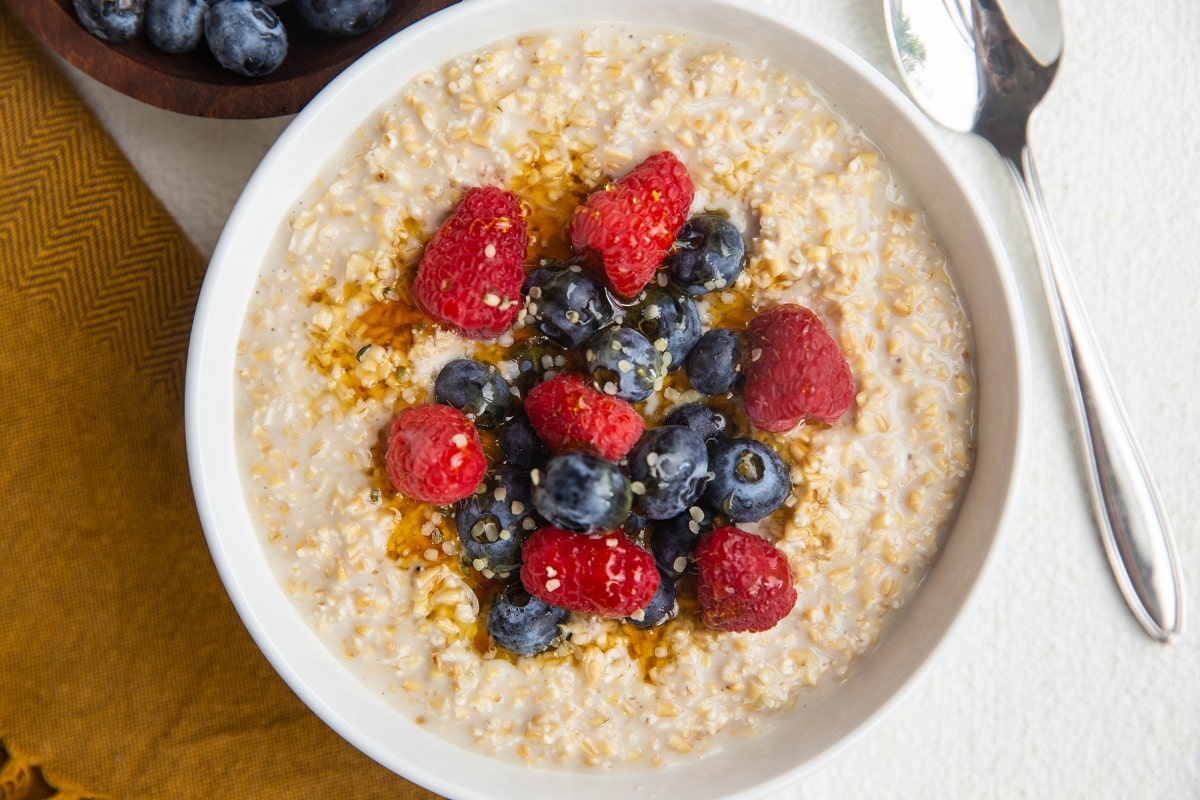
[1004,145,1185,642]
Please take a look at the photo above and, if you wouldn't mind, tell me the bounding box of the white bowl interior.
[186,1,1027,798]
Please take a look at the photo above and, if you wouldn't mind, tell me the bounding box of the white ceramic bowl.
[186,1,1027,797]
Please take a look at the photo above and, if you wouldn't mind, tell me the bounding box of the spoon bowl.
[885,0,1185,642]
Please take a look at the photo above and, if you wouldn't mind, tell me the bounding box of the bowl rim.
[185,1,1029,797]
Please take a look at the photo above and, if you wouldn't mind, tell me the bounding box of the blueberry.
[625,568,678,629]
[293,0,390,37]
[73,0,146,43]
[532,451,631,534]
[145,0,209,53]
[508,340,563,396]
[522,266,556,291]
[651,507,711,578]
[627,426,708,520]
[434,358,512,429]
[525,266,616,349]
[702,438,790,522]
[487,583,568,656]
[685,328,743,395]
[205,0,287,77]
[664,403,729,441]
[626,287,701,371]
[665,214,747,296]
[624,509,651,539]
[498,414,550,469]
[586,327,661,402]
[455,468,537,576]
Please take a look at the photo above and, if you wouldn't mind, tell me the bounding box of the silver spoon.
[884,0,1185,641]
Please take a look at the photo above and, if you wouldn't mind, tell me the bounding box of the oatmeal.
[236,25,975,768]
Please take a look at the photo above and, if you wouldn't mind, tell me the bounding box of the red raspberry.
[523,373,644,461]
[568,151,694,298]
[694,526,797,633]
[521,527,660,618]
[413,186,528,339]
[384,404,486,504]
[742,304,854,432]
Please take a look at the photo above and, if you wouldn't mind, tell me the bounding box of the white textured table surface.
[62,0,1199,796]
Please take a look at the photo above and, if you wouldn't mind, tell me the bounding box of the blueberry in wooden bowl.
[7,0,458,118]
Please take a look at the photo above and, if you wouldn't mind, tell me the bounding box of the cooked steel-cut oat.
[236,25,975,768]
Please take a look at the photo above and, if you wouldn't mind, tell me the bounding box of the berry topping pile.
[378,152,856,655]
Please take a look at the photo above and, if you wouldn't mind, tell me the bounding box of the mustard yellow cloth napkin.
[0,5,442,798]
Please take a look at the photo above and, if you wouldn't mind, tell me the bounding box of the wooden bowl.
[9,0,459,118]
